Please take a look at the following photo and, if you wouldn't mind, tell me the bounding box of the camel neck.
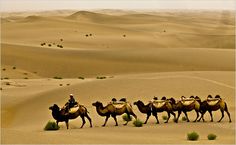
[96,104,107,116]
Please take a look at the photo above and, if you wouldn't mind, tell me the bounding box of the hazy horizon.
[0,0,235,12]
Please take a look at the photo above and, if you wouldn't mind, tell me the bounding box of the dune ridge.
[1,10,235,144]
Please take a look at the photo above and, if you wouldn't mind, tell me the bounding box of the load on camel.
[92,98,137,127]
[134,96,176,124]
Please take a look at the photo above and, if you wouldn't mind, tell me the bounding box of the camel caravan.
[49,94,231,129]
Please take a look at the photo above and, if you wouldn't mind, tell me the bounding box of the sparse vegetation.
[2,68,6,71]
[23,73,28,75]
[187,131,199,141]
[24,77,28,79]
[60,39,63,41]
[207,134,217,140]
[78,77,85,80]
[57,45,63,48]
[59,84,63,86]
[5,82,10,85]
[162,115,168,120]
[123,34,126,37]
[44,120,60,131]
[96,76,106,79]
[33,72,37,74]
[133,119,143,127]
[89,34,92,36]
[53,76,62,79]
[122,114,133,122]
[12,66,16,69]
[85,34,89,37]
[41,43,46,46]
[66,83,70,86]
[4,77,9,79]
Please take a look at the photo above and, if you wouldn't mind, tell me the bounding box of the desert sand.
[1,10,235,144]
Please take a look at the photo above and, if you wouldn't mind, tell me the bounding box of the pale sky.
[0,0,235,12]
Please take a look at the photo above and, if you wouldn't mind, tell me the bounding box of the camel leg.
[218,109,225,122]
[80,115,86,128]
[112,115,119,126]
[209,111,214,122]
[224,103,232,123]
[193,110,199,122]
[85,114,93,127]
[170,111,177,123]
[175,111,181,123]
[65,120,69,129]
[164,112,171,123]
[102,116,110,127]
[144,114,151,124]
[152,112,159,124]
[183,111,190,122]
[56,120,59,127]
[130,111,137,120]
[198,111,206,122]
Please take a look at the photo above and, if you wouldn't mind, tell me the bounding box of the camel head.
[133,100,143,105]
[49,104,60,112]
[92,101,103,107]
[168,98,176,104]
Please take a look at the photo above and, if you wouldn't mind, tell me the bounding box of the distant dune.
[1,10,235,144]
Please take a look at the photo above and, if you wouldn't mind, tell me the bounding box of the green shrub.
[182,116,187,121]
[133,119,143,127]
[187,131,199,141]
[78,77,85,80]
[53,76,62,79]
[207,134,217,140]
[44,120,59,131]
[162,115,168,120]
[122,114,132,122]
[5,82,10,85]
[96,76,106,79]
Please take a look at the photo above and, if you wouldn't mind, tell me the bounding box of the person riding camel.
[65,94,78,113]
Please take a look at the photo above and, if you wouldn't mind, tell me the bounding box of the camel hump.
[181,98,195,106]
[69,106,80,114]
[207,98,221,106]
[152,100,166,108]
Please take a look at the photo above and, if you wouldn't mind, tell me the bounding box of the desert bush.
[44,120,59,131]
[96,76,106,79]
[5,82,10,85]
[60,39,63,41]
[53,76,62,79]
[78,77,85,80]
[66,84,70,86]
[187,131,199,141]
[162,115,168,120]
[48,44,52,47]
[2,68,6,71]
[123,34,126,37]
[122,114,133,122]
[12,66,16,69]
[89,34,92,36]
[85,34,89,37]
[24,77,28,79]
[4,77,9,79]
[133,119,143,127]
[182,116,187,121]
[207,134,217,140]
[59,84,63,86]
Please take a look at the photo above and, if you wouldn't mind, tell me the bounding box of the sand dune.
[1,10,235,144]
